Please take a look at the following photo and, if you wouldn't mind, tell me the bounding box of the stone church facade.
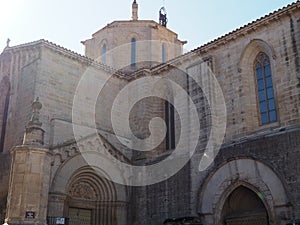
[0,1,300,225]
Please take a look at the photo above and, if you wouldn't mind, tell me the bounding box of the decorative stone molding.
[69,182,97,200]
[198,158,292,225]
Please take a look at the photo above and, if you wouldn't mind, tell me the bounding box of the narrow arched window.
[131,38,136,67]
[102,44,107,64]
[255,52,276,125]
[162,43,166,63]
[165,98,175,150]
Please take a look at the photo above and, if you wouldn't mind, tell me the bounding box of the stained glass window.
[255,53,276,124]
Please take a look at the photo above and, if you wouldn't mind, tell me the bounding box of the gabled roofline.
[2,39,129,79]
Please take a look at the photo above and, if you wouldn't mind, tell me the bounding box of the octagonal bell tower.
[81,1,186,72]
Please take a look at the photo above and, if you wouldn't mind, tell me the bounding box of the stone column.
[4,98,52,225]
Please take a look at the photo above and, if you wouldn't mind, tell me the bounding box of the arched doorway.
[221,186,269,225]
[48,150,128,225]
[198,159,291,225]
[66,167,117,225]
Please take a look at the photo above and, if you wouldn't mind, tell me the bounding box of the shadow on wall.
[0,153,10,224]
[0,195,7,224]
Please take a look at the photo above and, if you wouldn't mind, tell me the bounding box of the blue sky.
[0,0,296,54]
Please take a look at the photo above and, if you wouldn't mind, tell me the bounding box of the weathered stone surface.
[0,2,299,225]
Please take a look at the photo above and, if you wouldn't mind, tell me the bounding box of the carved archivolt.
[66,167,117,202]
[69,182,97,200]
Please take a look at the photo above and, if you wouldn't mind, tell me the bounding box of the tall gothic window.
[162,43,166,63]
[102,44,107,64]
[255,52,276,125]
[131,38,136,67]
[165,99,175,150]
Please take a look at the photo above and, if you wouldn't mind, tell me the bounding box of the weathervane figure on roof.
[159,6,168,27]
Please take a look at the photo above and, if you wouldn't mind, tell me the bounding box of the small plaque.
[25,211,35,219]
[56,217,65,224]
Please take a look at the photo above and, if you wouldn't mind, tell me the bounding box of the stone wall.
[0,46,40,152]
[130,163,191,225]
[0,152,10,224]
[191,7,300,142]
[131,4,300,225]
[26,43,129,147]
[0,2,299,225]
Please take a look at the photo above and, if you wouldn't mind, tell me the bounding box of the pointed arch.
[198,158,291,225]
[238,39,276,72]
[221,185,269,225]
[238,39,278,131]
